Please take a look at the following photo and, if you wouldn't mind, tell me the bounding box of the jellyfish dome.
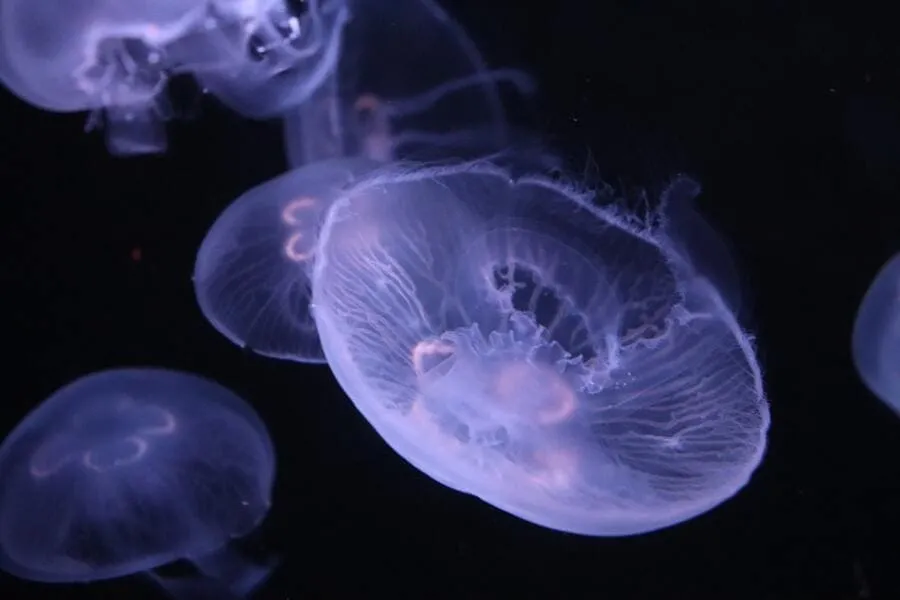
[282,0,536,168]
[194,157,378,363]
[0,0,348,155]
[0,368,275,596]
[310,161,770,536]
[852,253,900,413]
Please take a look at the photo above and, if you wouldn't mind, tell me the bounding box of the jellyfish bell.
[852,253,900,413]
[282,0,538,168]
[27,397,177,477]
[312,160,769,536]
[0,368,276,597]
[411,319,583,462]
[0,0,348,155]
[194,156,378,364]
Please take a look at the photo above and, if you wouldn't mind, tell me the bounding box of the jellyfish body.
[194,157,378,363]
[310,161,770,536]
[282,0,535,168]
[852,253,900,413]
[0,368,276,597]
[0,0,348,155]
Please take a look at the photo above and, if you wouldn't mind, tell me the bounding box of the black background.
[2,0,899,598]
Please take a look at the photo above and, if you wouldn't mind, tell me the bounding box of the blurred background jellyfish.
[0,0,348,155]
[282,0,538,168]
[309,160,770,536]
[194,157,378,363]
[852,254,900,414]
[0,368,276,598]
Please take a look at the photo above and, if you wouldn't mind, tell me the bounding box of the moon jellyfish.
[852,253,900,413]
[0,0,348,155]
[194,157,378,363]
[0,368,276,598]
[310,161,770,536]
[283,0,534,168]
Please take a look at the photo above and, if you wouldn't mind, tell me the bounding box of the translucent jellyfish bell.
[193,157,378,363]
[0,368,276,597]
[311,161,770,536]
[282,0,534,168]
[852,253,900,413]
[0,0,348,155]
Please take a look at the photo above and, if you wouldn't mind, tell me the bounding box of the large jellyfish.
[282,0,536,168]
[194,157,378,363]
[0,368,276,598]
[852,253,900,413]
[309,161,770,536]
[0,0,348,155]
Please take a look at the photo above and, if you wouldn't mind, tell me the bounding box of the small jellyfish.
[193,157,378,363]
[282,0,537,168]
[0,368,276,598]
[852,253,900,413]
[0,0,348,155]
[310,161,770,536]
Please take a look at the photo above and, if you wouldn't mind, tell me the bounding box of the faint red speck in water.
[130,247,142,262]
